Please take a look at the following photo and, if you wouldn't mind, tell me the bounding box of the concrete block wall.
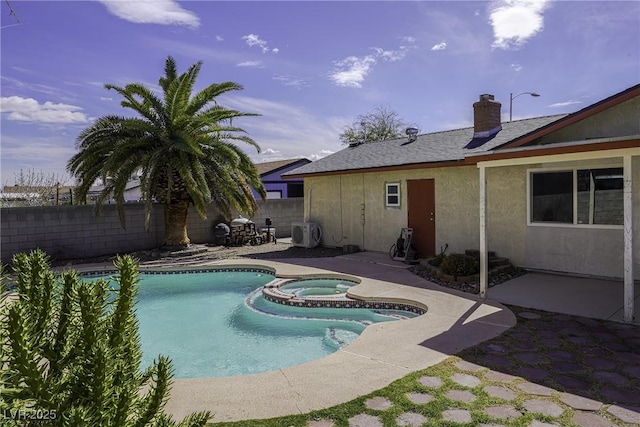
[0,199,303,263]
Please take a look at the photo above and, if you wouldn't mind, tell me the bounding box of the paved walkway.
[304,305,640,427]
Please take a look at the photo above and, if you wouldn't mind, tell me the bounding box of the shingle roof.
[285,115,567,177]
[254,158,310,176]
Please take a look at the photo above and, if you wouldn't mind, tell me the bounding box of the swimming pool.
[90,269,420,378]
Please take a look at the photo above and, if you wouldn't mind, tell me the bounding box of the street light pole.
[509,91,540,121]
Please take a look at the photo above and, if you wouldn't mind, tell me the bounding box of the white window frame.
[385,182,400,208]
[527,165,623,229]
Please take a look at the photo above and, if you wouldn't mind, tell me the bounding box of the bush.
[0,249,211,427]
[428,253,446,267]
[440,253,479,277]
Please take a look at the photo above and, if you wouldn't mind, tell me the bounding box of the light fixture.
[509,92,540,122]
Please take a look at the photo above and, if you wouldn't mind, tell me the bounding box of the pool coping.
[113,258,514,423]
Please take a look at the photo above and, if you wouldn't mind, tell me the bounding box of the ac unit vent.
[291,222,321,248]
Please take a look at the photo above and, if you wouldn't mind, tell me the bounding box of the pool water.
[280,278,356,297]
[93,270,417,378]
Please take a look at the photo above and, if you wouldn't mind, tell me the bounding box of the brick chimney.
[473,94,502,136]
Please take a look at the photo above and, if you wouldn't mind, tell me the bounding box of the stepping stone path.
[559,393,602,411]
[451,372,481,388]
[307,420,335,427]
[445,389,477,403]
[418,375,442,388]
[395,412,428,427]
[572,411,616,427]
[347,413,383,427]
[522,399,564,417]
[607,405,640,424]
[405,392,433,404]
[442,409,472,424]
[483,385,516,401]
[484,405,522,420]
[364,397,392,411]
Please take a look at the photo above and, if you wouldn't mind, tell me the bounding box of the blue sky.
[1,0,638,186]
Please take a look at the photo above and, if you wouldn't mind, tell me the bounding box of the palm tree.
[68,56,266,248]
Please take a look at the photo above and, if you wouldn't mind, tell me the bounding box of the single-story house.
[285,84,639,321]
[253,158,311,199]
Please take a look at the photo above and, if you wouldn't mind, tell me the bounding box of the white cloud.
[0,96,89,124]
[402,36,416,44]
[262,148,281,156]
[511,63,523,71]
[272,47,279,54]
[98,0,200,28]
[549,100,582,108]
[489,0,551,50]
[431,42,447,51]
[100,96,114,101]
[237,61,264,68]
[329,40,416,88]
[273,75,309,89]
[216,35,224,42]
[329,55,377,88]
[242,33,271,53]
[308,150,334,161]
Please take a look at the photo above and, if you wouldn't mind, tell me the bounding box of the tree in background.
[1,169,70,207]
[68,56,266,248]
[339,105,411,145]
[0,249,211,426]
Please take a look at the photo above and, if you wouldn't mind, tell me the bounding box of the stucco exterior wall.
[305,165,481,254]
[537,97,640,144]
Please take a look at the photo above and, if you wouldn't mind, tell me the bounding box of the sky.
[1,0,639,186]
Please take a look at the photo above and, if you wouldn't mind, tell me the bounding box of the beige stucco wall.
[305,154,639,280]
[305,165,481,255]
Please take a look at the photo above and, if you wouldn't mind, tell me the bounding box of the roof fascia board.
[477,145,640,169]
[499,85,640,149]
[261,159,311,177]
[284,160,466,179]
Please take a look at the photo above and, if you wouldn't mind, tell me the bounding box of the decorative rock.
[442,409,472,424]
[484,371,517,383]
[518,312,542,319]
[572,411,615,427]
[622,365,640,378]
[583,357,616,370]
[601,386,640,404]
[516,382,554,396]
[484,405,522,420]
[485,343,508,353]
[559,393,602,411]
[396,412,428,427]
[517,353,547,364]
[607,404,640,424]
[555,376,591,390]
[406,392,434,404]
[455,360,484,372]
[481,355,512,368]
[483,385,517,401]
[546,350,575,361]
[348,413,383,427]
[522,399,564,417]
[550,361,583,373]
[445,389,477,403]
[451,373,481,388]
[511,341,538,351]
[364,397,393,411]
[418,376,443,388]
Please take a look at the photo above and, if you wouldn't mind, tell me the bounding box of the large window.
[529,167,623,226]
[385,183,400,207]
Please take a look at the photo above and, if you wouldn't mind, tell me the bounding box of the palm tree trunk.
[163,200,191,248]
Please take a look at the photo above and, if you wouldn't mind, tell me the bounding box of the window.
[287,182,304,198]
[529,167,623,226]
[385,183,400,207]
[266,190,282,199]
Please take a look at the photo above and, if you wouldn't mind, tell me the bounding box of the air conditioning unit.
[291,222,321,248]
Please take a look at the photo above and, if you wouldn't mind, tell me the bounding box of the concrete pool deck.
[158,257,516,423]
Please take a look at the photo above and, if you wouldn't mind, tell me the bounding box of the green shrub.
[429,253,446,267]
[440,253,479,277]
[0,249,211,427]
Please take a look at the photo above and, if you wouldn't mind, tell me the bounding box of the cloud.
[549,100,582,108]
[100,97,114,102]
[308,150,334,161]
[98,0,200,28]
[431,42,447,51]
[242,33,272,53]
[329,55,377,88]
[511,63,522,71]
[0,96,89,124]
[273,75,309,89]
[216,35,224,42]
[329,40,416,88]
[237,61,264,68]
[402,36,416,44]
[262,148,281,156]
[489,0,551,50]
[272,47,279,54]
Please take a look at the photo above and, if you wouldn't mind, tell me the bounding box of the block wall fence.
[0,198,303,263]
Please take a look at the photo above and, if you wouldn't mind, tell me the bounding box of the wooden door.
[407,179,436,257]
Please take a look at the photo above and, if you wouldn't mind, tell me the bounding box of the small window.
[266,190,282,199]
[385,183,400,207]
[531,171,573,223]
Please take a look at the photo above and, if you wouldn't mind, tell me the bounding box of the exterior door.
[407,179,436,257]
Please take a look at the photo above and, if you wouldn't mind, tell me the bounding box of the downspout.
[361,173,365,250]
[331,175,345,244]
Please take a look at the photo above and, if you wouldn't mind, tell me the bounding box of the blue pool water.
[92,270,417,378]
